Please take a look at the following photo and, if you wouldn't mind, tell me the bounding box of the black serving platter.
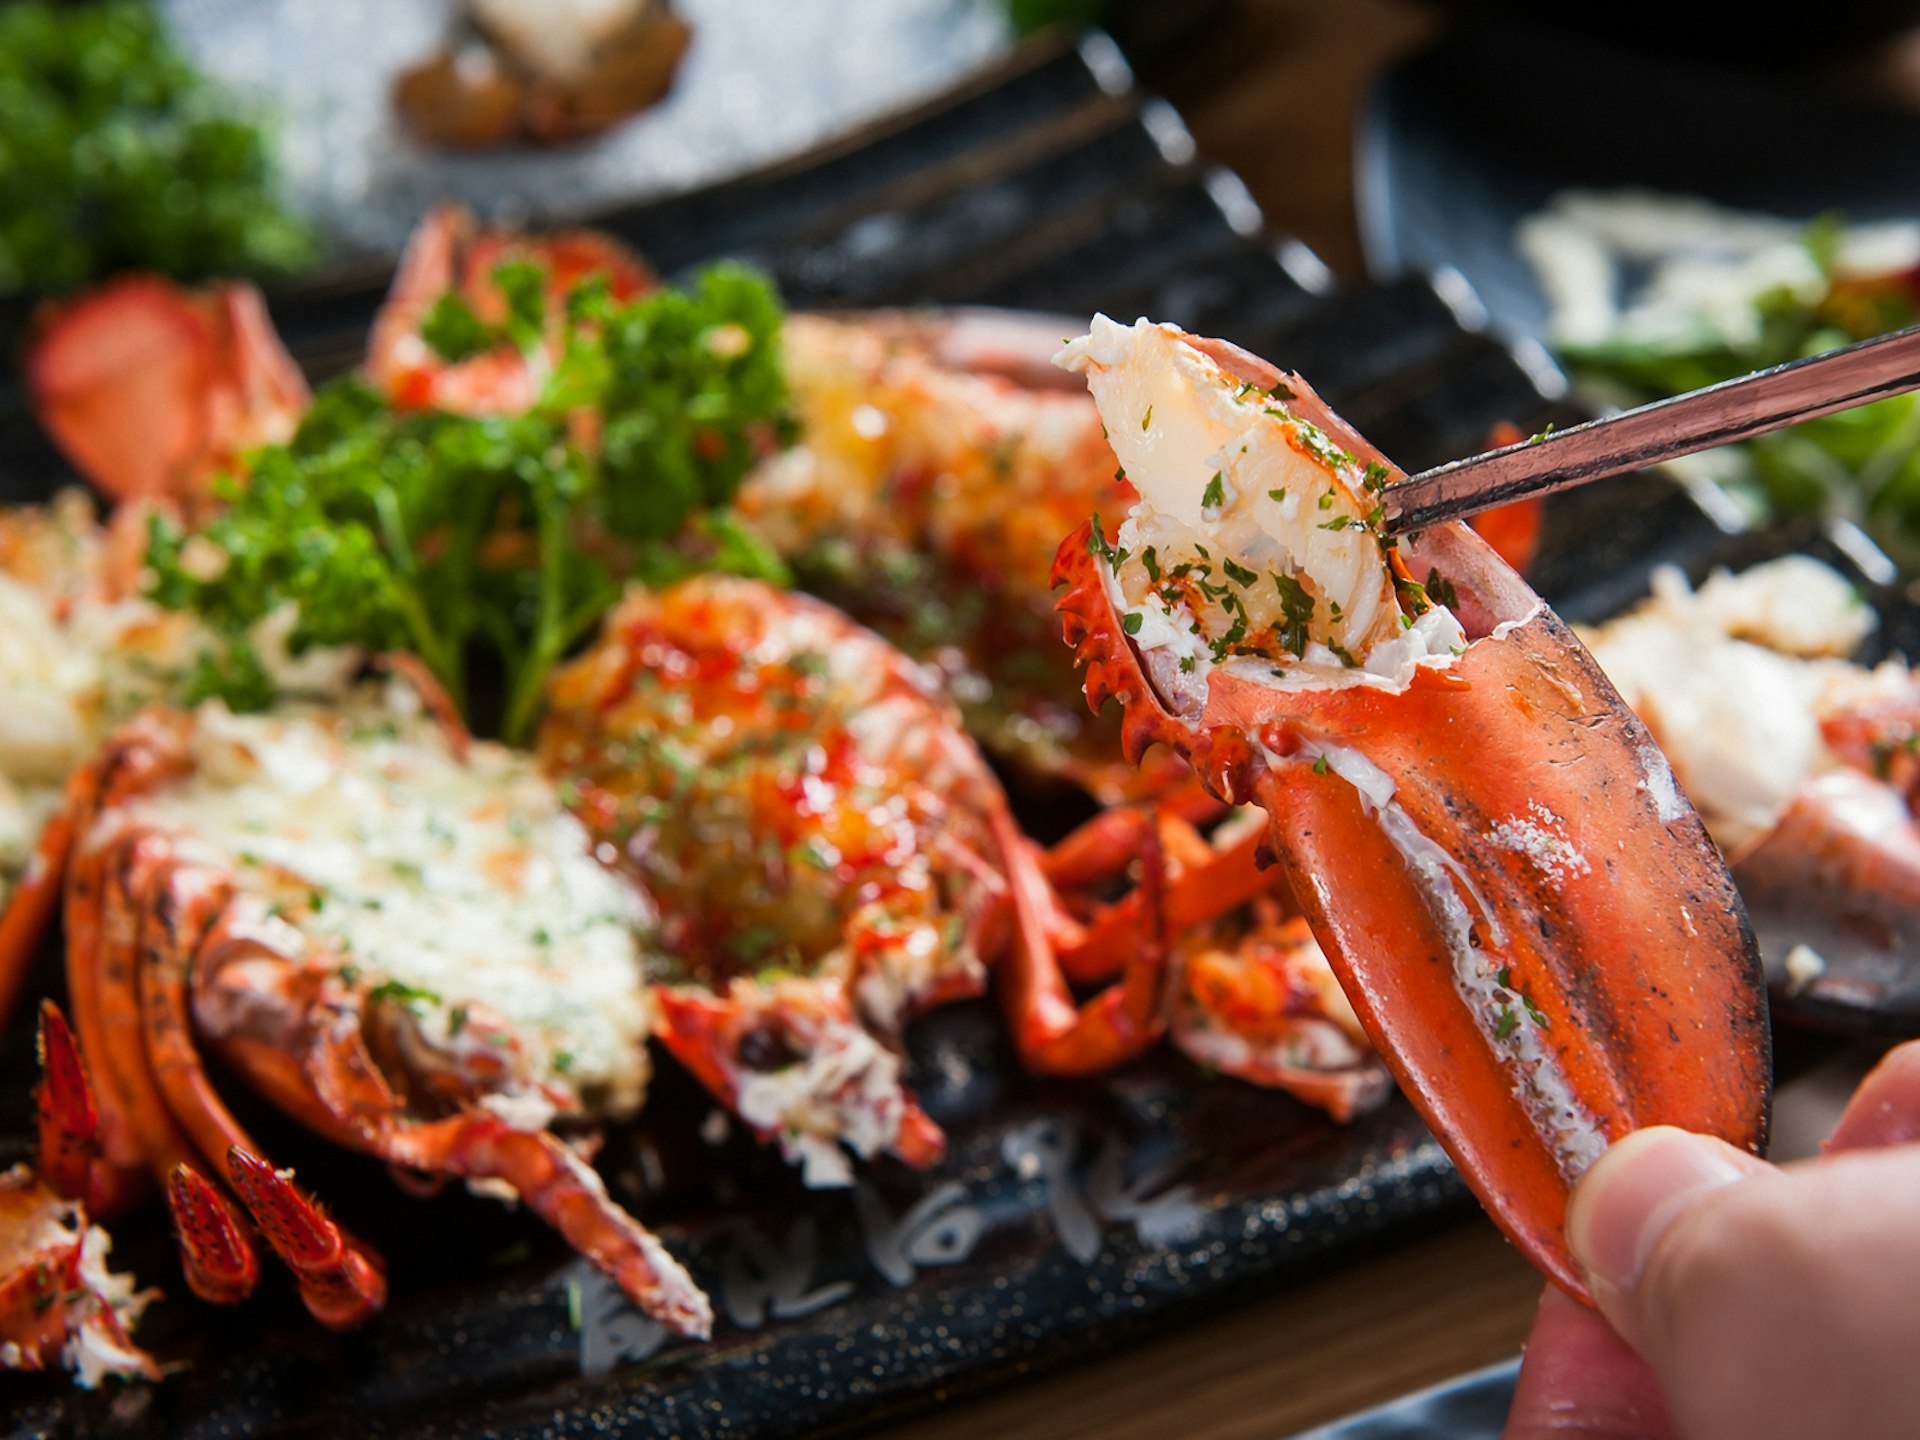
[0,30,1788,1440]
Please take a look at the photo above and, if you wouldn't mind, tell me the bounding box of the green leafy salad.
[145,262,795,743]
[1523,194,1920,569]
[0,1,313,300]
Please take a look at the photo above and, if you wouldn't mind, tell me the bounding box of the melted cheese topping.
[115,693,657,1117]
[0,495,357,906]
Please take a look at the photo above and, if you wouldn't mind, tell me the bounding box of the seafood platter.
[0,31,1906,1439]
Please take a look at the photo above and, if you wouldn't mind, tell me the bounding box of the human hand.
[1504,1040,1920,1440]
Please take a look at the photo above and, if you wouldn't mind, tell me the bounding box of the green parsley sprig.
[146,261,795,743]
[0,2,314,302]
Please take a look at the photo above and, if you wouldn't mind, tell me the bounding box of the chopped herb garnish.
[1312,754,1330,775]
[1141,405,1153,431]
[1142,546,1161,583]
[1394,574,1433,610]
[1122,611,1144,636]
[1318,516,1353,531]
[1271,572,1316,657]
[368,979,441,1008]
[1222,557,1258,588]
[1208,614,1248,662]
[1495,1006,1519,1040]
[1267,488,1287,503]
[1201,473,1226,510]
[1318,491,1335,510]
[790,839,833,871]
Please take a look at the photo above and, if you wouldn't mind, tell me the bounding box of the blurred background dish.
[161,0,1012,260]
[1358,16,1920,351]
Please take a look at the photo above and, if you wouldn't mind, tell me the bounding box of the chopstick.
[1379,322,1920,535]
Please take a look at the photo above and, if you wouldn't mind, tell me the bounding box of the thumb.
[1566,1125,1920,1440]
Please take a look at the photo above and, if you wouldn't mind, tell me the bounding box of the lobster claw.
[1050,318,1770,1299]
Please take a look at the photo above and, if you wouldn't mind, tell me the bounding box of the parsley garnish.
[1271,572,1316,656]
[144,260,794,744]
[368,979,441,1008]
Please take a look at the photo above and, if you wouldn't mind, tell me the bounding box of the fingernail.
[1566,1126,1758,1300]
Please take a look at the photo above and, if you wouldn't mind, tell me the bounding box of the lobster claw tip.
[165,1164,260,1306]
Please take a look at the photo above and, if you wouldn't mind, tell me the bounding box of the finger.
[1565,1127,1773,1324]
[1569,1129,1920,1440]
[1826,1040,1920,1153]
[1505,1285,1675,1439]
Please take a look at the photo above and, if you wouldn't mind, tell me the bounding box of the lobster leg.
[291,1009,711,1339]
[83,835,261,1303]
[186,987,711,1341]
[138,864,385,1327]
[225,1148,386,1331]
[64,833,185,1209]
[1051,815,1275,985]
[999,811,1173,1076]
[35,1001,105,1209]
[164,1165,260,1306]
